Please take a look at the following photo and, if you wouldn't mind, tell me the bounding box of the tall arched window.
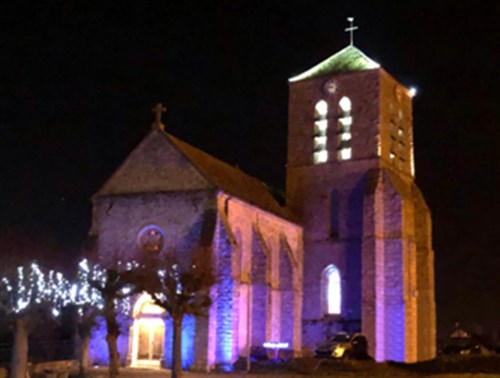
[321,264,341,315]
[313,100,328,164]
[337,96,352,161]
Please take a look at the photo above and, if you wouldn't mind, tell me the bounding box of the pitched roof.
[289,45,380,82]
[166,133,296,222]
[96,127,296,222]
[96,128,213,196]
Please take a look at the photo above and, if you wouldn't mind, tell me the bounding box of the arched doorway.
[130,293,165,368]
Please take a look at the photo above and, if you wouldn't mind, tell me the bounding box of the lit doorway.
[130,293,165,368]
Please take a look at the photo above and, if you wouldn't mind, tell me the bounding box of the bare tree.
[0,228,70,378]
[0,262,68,378]
[140,248,215,378]
[69,259,104,377]
[89,262,138,378]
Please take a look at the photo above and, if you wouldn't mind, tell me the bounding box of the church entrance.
[130,293,165,368]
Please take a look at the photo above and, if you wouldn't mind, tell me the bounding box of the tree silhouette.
[0,262,69,378]
[88,261,138,378]
[139,248,215,378]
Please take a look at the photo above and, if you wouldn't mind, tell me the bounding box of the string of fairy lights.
[0,259,134,319]
[0,258,202,321]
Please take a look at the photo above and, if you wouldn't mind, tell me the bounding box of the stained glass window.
[138,226,164,253]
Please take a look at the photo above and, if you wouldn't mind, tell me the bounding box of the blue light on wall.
[162,314,195,370]
[88,316,107,365]
[88,314,130,366]
[214,220,234,369]
[214,221,234,372]
[382,239,406,362]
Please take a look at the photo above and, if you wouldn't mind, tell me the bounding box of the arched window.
[321,264,341,315]
[389,109,407,170]
[337,96,352,161]
[313,100,328,164]
[397,110,405,171]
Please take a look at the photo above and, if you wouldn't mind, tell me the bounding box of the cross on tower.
[152,102,166,130]
[345,17,358,46]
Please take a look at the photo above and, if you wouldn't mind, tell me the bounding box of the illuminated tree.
[69,259,135,378]
[140,248,215,378]
[69,259,104,376]
[87,261,137,378]
[0,262,69,378]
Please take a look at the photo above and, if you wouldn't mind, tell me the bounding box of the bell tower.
[286,40,436,362]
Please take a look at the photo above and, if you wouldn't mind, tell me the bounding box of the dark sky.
[0,1,498,337]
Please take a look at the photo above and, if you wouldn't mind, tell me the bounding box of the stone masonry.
[89,128,303,370]
[88,44,435,369]
[286,46,436,362]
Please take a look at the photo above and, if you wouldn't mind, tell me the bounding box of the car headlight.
[332,346,345,358]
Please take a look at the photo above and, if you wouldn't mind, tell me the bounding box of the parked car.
[315,332,369,359]
[441,336,492,356]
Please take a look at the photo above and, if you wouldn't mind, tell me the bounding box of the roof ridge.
[164,132,296,222]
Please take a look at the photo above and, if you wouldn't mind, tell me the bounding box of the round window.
[138,226,164,253]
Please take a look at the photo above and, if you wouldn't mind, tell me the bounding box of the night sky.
[0,1,498,338]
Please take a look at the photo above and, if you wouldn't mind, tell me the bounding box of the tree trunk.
[171,315,183,378]
[104,293,120,378]
[106,333,120,378]
[78,331,91,376]
[10,317,28,378]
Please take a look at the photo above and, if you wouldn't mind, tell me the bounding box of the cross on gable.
[345,17,358,46]
[152,102,166,130]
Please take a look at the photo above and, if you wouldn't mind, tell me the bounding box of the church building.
[88,38,436,369]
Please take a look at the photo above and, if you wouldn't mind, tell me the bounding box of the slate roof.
[289,45,380,82]
[166,133,296,222]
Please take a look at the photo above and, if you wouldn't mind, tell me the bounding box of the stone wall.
[92,190,217,266]
[286,66,435,362]
[217,193,303,359]
[88,314,131,366]
[289,159,378,348]
[280,242,294,348]
[207,215,237,370]
[378,70,414,176]
[91,188,218,370]
[361,168,435,362]
[250,229,268,347]
[412,185,436,361]
[287,69,380,172]
[287,69,382,350]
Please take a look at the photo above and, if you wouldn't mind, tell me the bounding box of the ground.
[82,356,500,378]
[85,368,500,378]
